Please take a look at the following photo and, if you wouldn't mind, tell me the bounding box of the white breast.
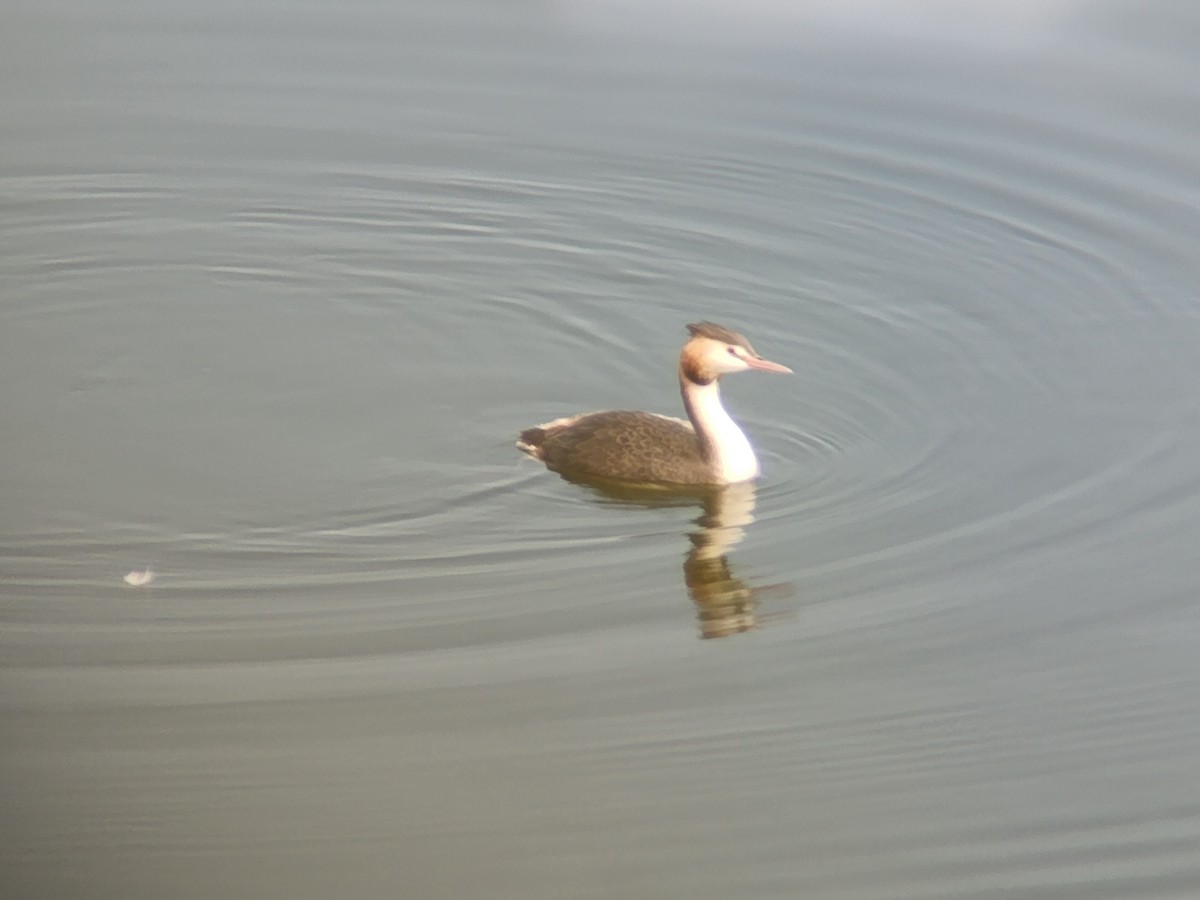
[686,379,761,483]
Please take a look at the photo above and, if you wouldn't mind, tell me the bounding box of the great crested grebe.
[517,322,792,486]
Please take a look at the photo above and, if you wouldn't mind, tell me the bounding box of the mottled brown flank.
[520,411,713,485]
[686,321,755,352]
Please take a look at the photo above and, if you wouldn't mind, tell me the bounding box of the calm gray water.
[4,1,1200,897]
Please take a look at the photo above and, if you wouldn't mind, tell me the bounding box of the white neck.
[681,377,761,483]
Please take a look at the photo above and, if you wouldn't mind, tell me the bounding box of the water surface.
[3,1,1200,897]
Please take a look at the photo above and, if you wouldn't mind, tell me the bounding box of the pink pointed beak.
[746,356,793,374]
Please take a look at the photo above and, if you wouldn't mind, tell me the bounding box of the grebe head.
[681,321,793,384]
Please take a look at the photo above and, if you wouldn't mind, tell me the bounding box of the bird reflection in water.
[551,473,792,639]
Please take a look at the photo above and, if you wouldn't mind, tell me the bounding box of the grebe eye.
[727,346,737,355]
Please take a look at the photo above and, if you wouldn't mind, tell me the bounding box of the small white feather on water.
[123,567,155,587]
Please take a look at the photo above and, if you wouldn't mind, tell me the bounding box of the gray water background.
[4,1,1200,897]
